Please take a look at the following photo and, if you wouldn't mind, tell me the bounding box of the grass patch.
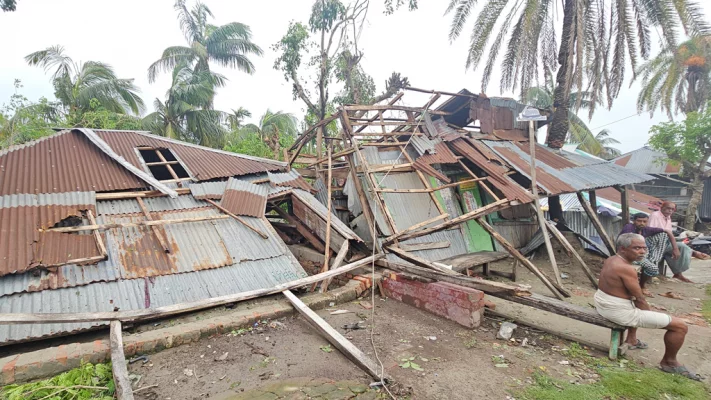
[702,285,711,324]
[1,362,114,400]
[518,365,709,400]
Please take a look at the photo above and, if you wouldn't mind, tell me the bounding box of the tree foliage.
[1,0,16,11]
[225,109,297,160]
[26,46,145,119]
[637,35,711,118]
[648,102,711,228]
[0,80,61,148]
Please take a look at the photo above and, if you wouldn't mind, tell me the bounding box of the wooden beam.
[354,92,405,133]
[403,86,478,98]
[0,255,383,324]
[386,246,458,275]
[383,199,511,246]
[361,163,414,173]
[110,321,135,400]
[545,221,599,289]
[344,152,379,252]
[272,205,326,253]
[282,290,386,380]
[343,104,451,115]
[46,215,234,233]
[145,161,179,166]
[616,185,630,225]
[305,147,356,167]
[136,197,171,253]
[576,192,616,254]
[314,145,335,291]
[382,213,449,245]
[432,177,488,192]
[86,210,107,257]
[457,160,499,201]
[95,188,191,200]
[374,188,432,193]
[359,142,411,146]
[475,217,568,300]
[203,199,269,239]
[319,240,350,293]
[399,241,450,252]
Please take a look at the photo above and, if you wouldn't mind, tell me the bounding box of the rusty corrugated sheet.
[0,130,147,196]
[221,178,268,218]
[96,130,284,181]
[512,142,577,170]
[267,170,315,193]
[493,146,576,194]
[448,138,533,203]
[412,142,459,183]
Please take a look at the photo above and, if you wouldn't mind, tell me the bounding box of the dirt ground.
[127,297,613,400]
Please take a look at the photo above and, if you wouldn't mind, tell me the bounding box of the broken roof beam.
[136,197,172,253]
[354,92,404,133]
[403,86,478,98]
[47,214,232,233]
[343,104,451,115]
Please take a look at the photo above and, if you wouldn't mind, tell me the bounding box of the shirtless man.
[594,233,702,380]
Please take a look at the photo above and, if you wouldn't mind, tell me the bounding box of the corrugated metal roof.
[313,178,349,224]
[267,170,315,193]
[291,189,359,241]
[221,178,268,218]
[483,140,654,195]
[410,135,439,155]
[96,130,285,181]
[188,181,228,200]
[0,192,96,208]
[97,195,208,215]
[0,255,306,344]
[0,130,148,196]
[612,147,681,174]
[375,172,442,232]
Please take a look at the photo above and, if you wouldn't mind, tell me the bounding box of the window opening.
[137,147,191,186]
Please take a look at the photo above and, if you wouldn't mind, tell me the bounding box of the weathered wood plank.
[319,241,350,293]
[398,241,451,252]
[437,251,509,273]
[386,246,458,275]
[110,321,134,400]
[545,221,599,289]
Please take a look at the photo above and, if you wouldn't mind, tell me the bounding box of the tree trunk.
[545,0,576,149]
[684,154,710,229]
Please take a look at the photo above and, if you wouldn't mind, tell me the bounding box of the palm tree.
[237,110,298,159]
[143,64,227,148]
[445,0,709,149]
[594,129,622,160]
[636,35,711,118]
[227,107,252,130]
[25,46,144,119]
[148,0,263,108]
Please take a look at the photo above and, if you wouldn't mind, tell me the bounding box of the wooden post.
[609,329,624,360]
[588,190,597,211]
[545,221,599,288]
[282,290,387,381]
[110,321,135,400]
[475,217,568,300]
[203,199,269,239]
[511,260,518,282]
[319,240,350,293]
[576,192,616,254]
[526,120,563,287]
[322,145,334,272]
[136,197,172,253]
[345,154,380,252]
[616,185,630,225]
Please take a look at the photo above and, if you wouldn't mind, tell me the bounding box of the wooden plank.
[576,192,616,254]
[48,214,231,233]
[136,197,171,253]
[319,240,350,293]
[545,221,599,288]
[313,145,334,292]
[95,188,191,200]
[272,205,327,253]
[530,203,563,287]
[145,161,179,166]
[305,148,356,167]
[359,142,411,146]
[457,160,500,201]
[374,188,432,193]
[343,104,451,115]
[386,246,458,275]
[616,186,630,224]
[204,199,269,239]
[110,321,135,400]
[396,142,448,215]
[475,217,568,300]
[354,92,405,133]
[383,199,511,246]
[398,241,451,252]
[382,213,449,245]
[282,290,386,380]
[343,151,379,252]
[0,255,383,324]
[437,251,509,273]
[86,210,108,257]
[361,163,414,173]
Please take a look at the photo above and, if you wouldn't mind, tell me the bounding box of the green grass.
[1,362,114,400]
[518,365,709,400]
[702,285,711,324]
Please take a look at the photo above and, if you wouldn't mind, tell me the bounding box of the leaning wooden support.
[319,240,350,293]
[272,205,327,253]
[382,213,450,245]
[545,221,599,289]
[110,321,135,400]
[322,145,334,274]
[475,217,569,300]
[529,204,563,287]
[576,192,616,254]
[204,199,269,239]
[615,185,630,225]
[85,210,108,257]
[0,255,383,324]
[386,246,458,276]
[282,290,387,380]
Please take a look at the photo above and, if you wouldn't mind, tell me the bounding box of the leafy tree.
[637,35,711,118]
[594,129,622,160]
[143,64,227,148]
[0,80,62,148]
[231,110,298,159]
[648,102,711,228]
[227,107,252,130]
[1,0,16,11]
[72,99,143,131]
[26,46,144,120]
[148,0,262,108]
[392,0,709,149]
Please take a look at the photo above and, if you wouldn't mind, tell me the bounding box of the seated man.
[619,213,679,296]
[595,233,701,380]
[647,201,710,283]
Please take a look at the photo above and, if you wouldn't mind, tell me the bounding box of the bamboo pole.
[576,192,616,254]
[110,321,134,400]
[311,145,334,292]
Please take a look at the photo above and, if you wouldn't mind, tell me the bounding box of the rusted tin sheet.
[267,170,315,193]
[0,130,147,196]
[612,146,681,175]
[221,178,268,218]
[512,142,577,170]
[96,130,284,181]
[493,146,576,194]
[97,195,208,216]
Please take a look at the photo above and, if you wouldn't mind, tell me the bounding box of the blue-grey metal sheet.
[613,147,672,174]
[212,217,286,262]
[227,177,269,196]
[0,255,307,344]
[267,170,302,185]
[483,140,654,192]
[291,189,359,241]
[0,192,95,208]
[344,174,363,217]
[375,172,441,232]
[410,135,440,156]
[188,181,228,199]
[96,196,209,215]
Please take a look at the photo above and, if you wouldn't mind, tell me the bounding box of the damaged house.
[0,128,363,345]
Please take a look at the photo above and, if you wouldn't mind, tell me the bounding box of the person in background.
[647,201,710,283]
[618,213,678,296]
[594,233,701,381]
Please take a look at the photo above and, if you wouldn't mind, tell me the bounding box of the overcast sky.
[1,0,710,153]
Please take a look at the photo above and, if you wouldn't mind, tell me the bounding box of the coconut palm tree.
[143,64,227,148]
[148,0,263,108]
[237,110,298,159]
[636,35,711,118]
[227,107,252,130]
[444,0,709,149]
[594,129,622,160]
[25,46,145,119]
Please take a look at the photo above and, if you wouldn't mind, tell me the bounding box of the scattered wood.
[272,205,327,253]
[135,197,171,253]
[282,290,386,380]
[577,192,616,254]
[95,188,191,200]
[110,321,134,400]
[545,221,598,289]
[47,214,232,233]
[382,214,449,245]
[386,246,457,275]
[398,241,451,252]
[0,255,383,324]
[319,240,350,293]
